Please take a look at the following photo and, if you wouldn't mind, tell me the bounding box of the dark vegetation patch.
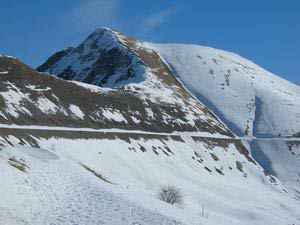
[192,137,255,164]
[292,132,300,137]
[193,151,203,163]
[162,150,170,156]
[287,141,300,157]
[164,146,174,155]
[233,141,256,164]
[224,69,231,86]
[128,147,136,152]
[236,161,244,173]
[139,144,147,152]
[192,137,230,150]
[263,171,277,184]
[210,153,219,161]
[152,148,159,155]
[169,136,185,142]
[157,185,184,206]
[8,157,29,172]
[194,151,201,158]
[215,167,224,175]
[204,166,212,172]
[0,140,6,150]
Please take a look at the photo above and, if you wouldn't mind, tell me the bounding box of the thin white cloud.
[64,0,120,31]
[63,1,179,37]
[138,5,178,36]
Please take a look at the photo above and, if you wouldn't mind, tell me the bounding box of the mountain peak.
[84,27,122,46]
[91,27,116,35]
[37,27,139,86]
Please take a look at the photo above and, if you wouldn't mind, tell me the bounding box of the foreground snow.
[0,134,299,225]
[0,146,185,225]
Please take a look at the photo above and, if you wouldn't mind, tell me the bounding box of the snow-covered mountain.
[0,28,299,225]
[40,28,300,138]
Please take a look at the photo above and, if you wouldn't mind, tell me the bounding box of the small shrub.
[157,185,184,206]
[200,204,209,219]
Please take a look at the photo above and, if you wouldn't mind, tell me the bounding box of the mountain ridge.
[0,53,232,135]
[38,27,300,138]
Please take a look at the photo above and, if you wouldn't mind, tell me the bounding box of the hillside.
[0,55,231,135]
[0,28,299,225]
[1,128,299,225]
[40,28,300,138]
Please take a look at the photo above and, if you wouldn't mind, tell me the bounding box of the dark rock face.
[293,132,300,137]
[37,47,74,72]
[82,47,136,86]
[38,28,144,87]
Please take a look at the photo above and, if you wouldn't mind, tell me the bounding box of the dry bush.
[157,185,184,206]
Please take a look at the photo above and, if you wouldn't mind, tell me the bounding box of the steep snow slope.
[145,43,300,137]
[250,139,300,197]
[0,131,299,225]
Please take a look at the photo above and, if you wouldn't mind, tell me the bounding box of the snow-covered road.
[0,123,299,141]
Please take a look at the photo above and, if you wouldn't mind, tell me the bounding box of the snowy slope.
[0,131,299,225]
[0,143,186,225]
[250,139,300,197]
[145,43,300,138]
[1,27,299,225]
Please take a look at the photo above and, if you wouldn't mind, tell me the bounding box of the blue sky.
[0,0,299,84]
